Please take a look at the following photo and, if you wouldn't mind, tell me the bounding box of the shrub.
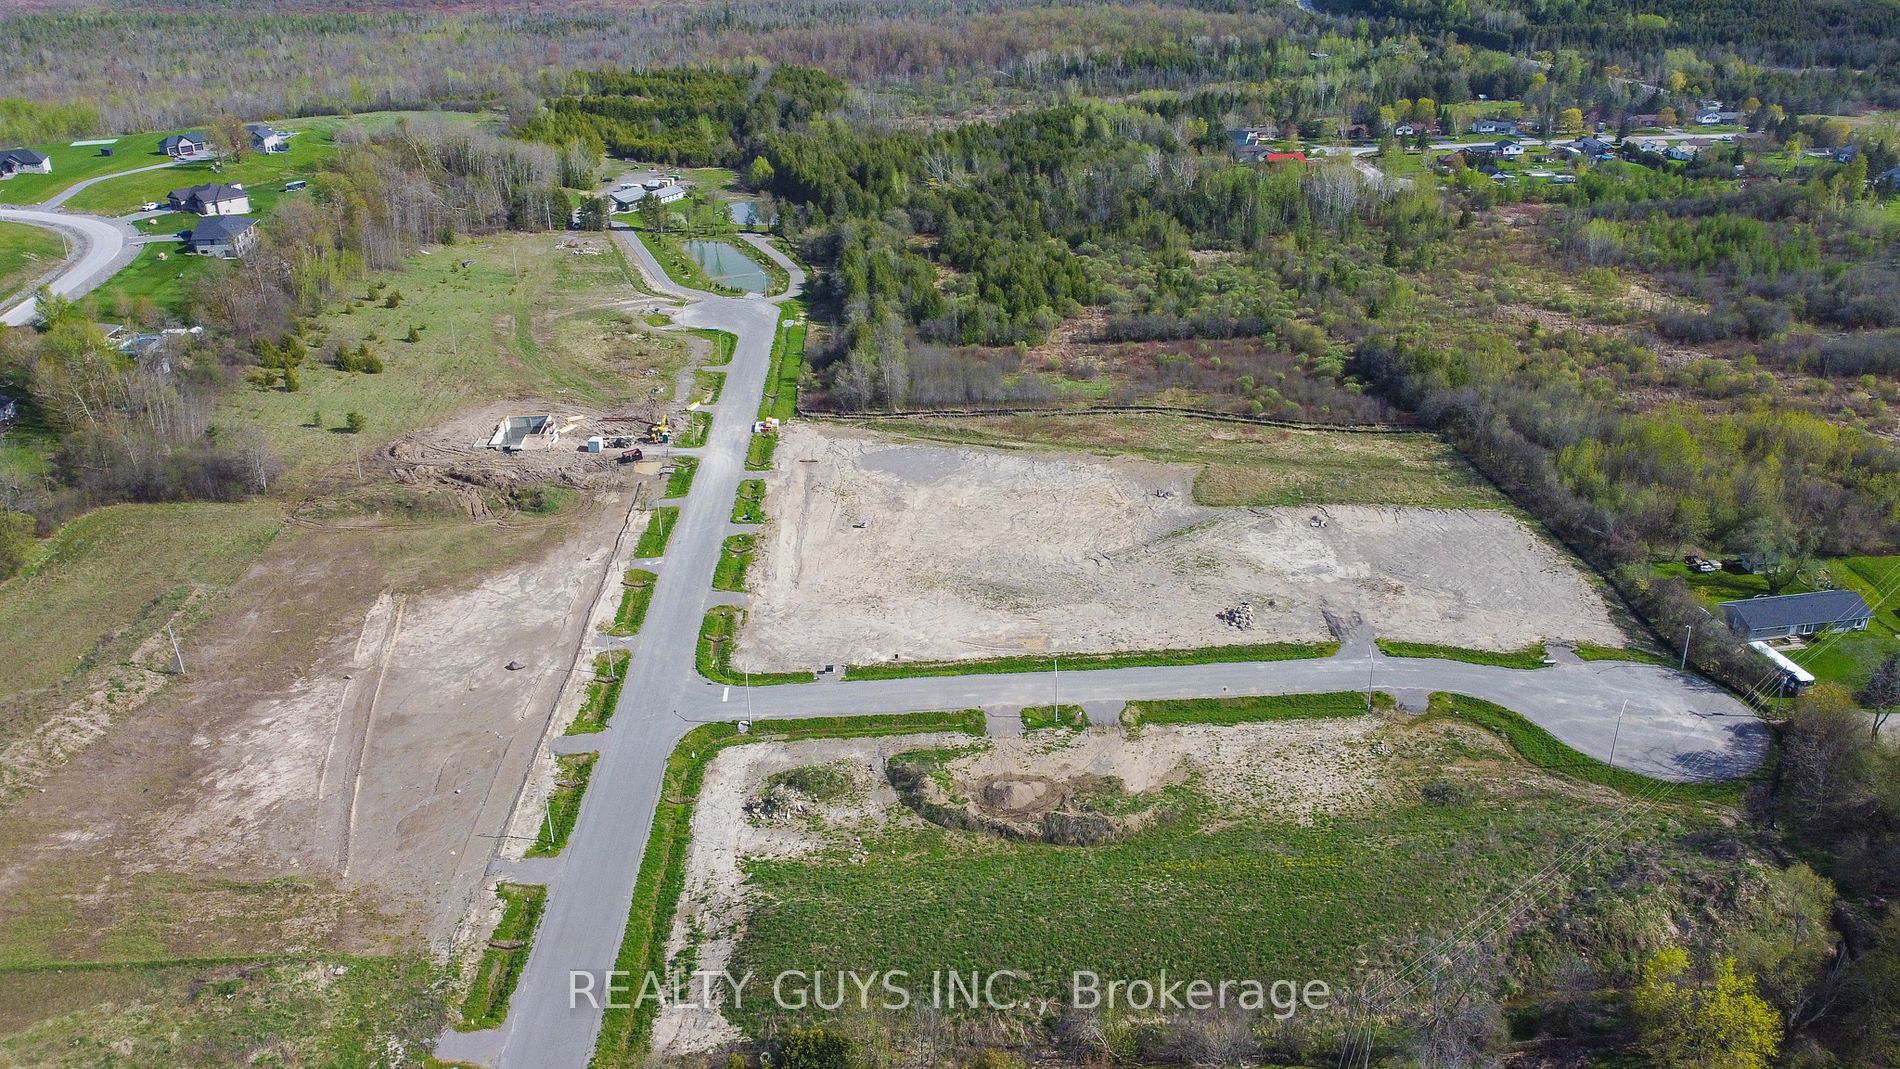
[780,1027,856,1069]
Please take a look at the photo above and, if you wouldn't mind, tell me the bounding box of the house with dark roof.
[184,215,258,258]
[160,132,209,158]
[246,124,290,154]
[1471,119,1519,136]
[1721,590,1873,641]
[0,148,51,175]
[168,182,250,216]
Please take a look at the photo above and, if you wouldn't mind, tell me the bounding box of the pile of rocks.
[1218,601,1256,630]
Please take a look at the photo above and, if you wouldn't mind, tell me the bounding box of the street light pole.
[1680,623,1694,671]
[1608,699,1629,769]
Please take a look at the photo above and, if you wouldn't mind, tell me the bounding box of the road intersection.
[434,224,1768,1069]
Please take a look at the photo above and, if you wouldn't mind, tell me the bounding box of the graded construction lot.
[736,424,1624,672]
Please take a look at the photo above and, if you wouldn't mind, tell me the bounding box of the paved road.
[0,159,182,326]
[436,226,1768,1069]
[0,208,137,326]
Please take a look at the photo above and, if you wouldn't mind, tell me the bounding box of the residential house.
[167,182,250,216]
[1471,119,1519,135]
[160,132,209,157]
[641,178,687,205]
[1635,138,1669,155]
[1572,136,1617,158]
[1625,113,1662,129]
[1696,111,1742,126]
[1876,166,1900,192]
[184,215,258,258]
[0,148,51,175]
[609,187,648,211]
[1492,138,1524,159]
[1666,139,1712,161]
[1721,590,1873,641]
[1833,146,1860,164]
[1229,126,1280,162]
[1394,120,1439,138]
[246,124,290,154]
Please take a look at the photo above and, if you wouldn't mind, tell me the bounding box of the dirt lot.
[735,425,1624,671]
[0,476,645,976]
[654,717,1418,1054]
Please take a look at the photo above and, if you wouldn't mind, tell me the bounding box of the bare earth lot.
[736,425,1624,671]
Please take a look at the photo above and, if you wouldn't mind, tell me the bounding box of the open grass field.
[0,954,444,1067]
[723,716,1691,1036]
[0,502,283,726]
[0,220,65,298]
[866,413,1503,509]
[217,232,682,488]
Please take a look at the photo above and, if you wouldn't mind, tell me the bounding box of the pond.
[726,199,775,228]
[685,239,771,294]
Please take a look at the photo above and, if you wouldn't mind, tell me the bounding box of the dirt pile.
[888,753,1174,845]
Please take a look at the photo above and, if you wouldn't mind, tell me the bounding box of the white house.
[246,124,290,154]
[1493,138,1524,159]
[0,148,51,175]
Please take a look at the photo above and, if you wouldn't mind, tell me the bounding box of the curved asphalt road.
[0,159,182,326]
[434,224,1767,1069]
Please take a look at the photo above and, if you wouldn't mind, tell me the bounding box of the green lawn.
[663,458,697,499]
[61,119,339,218]
[0,221,65,299]
[1020,704,1087,730]
[83,241,221,317]
[1654,555,1900,687]
[0,133,172,205]
[731,479,766,523]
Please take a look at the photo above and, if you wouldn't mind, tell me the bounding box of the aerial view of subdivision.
[2,0,1899,1066]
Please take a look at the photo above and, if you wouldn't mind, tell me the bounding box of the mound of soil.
[888,758,1168,846]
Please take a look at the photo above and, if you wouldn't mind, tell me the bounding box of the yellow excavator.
[644,413,670,444]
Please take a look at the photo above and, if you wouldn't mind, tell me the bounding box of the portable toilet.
[584,436,604,453]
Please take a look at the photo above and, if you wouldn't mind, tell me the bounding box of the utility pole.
[1608,699,1628,769]
[1053,655,1060,721]
[165,622,185,674]
[1680,623,1694,671]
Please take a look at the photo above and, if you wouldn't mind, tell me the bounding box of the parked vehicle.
[617,448,644,464]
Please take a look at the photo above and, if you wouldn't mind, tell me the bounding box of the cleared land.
[654,712,1695,1049]
[735,424,1623,672]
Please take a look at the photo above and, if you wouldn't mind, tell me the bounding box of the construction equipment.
[644,414,670,444]
[617,448,644,464]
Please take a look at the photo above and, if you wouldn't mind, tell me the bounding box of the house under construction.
[489,414,562,451]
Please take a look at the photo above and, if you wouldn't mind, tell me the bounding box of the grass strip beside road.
[590,710,984,1066]
[745,434,777,471]
[526,752,597,858]
[694,370,725,405]
[688,328,736,366]
[757,301,805,422]
[1122,692,1376,727]
[1573,642,1673,665]
[1376,639,1549,669]
[604,570,657,638]
[1427,693,1747,803]
[674,411,712,449]
[846,640,1339,682]
[696,606,812,685]
[712,533,755,592]
[663,459,697,499]
[567,651,631,734]
[1021,704,1087,731]
[731,479,766,523]
[633,507,679,558]
[455,882,546,1031]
